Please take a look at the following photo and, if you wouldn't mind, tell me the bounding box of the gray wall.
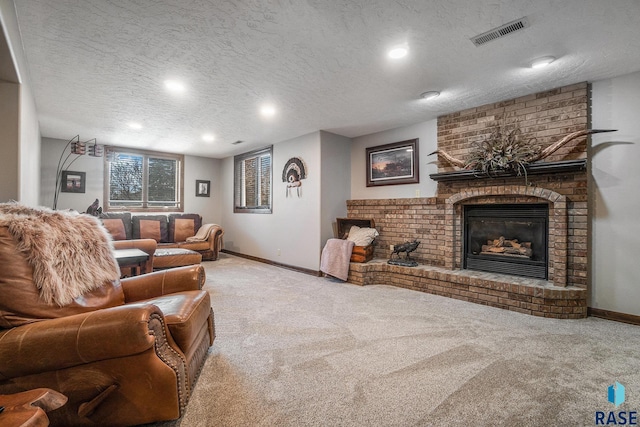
[184,155,222,225]
[40,137,104,211]
[0,0,41,205]
[39,137,223,225]
[350,119,438,200]
[320,130,352,245]
[0,82,19,201]
[220,132,323,271]
[591,71,640,316]
[220,130,353,272]
[18,82,41,205]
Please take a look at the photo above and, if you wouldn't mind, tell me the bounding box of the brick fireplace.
[346,83,591,318]
[463,203,549,280]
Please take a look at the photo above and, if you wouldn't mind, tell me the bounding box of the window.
[234,146,272,213]
[104,147,184,212]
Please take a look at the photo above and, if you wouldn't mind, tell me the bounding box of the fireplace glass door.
[464,204,548,279]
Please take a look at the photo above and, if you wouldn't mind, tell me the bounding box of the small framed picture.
[61,171,86,193]
[196,180,210,197]
[366,139,419,187]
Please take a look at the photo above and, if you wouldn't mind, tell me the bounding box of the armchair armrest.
[120,264,205,302]
[0,303,169,380]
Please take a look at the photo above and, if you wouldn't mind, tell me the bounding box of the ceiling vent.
[470,17,529,47]
[231,140,244,145]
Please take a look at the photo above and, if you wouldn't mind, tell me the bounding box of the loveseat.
[100,212,223,261]
[0,210,215,426]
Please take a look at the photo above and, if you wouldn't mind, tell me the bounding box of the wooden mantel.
[429,159,587,182]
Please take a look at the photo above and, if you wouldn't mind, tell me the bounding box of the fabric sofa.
[0,223,215,426]
[100,212,223,261]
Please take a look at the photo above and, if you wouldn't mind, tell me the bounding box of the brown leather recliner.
[0,226,215,426]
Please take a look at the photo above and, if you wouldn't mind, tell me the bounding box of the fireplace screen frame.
[463,203,549,279]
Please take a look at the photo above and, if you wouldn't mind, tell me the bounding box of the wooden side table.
[0,388,67,427]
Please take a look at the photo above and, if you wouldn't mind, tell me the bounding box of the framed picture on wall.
[196,180,210,197]
[60,170,86,193]
[366,139,419,186]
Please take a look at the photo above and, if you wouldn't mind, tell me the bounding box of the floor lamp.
[53,135,103,210]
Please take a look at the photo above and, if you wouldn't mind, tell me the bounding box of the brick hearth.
[347,261,586,318]
[346,83,590,318]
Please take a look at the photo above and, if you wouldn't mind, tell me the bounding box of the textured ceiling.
[13,0,640,158]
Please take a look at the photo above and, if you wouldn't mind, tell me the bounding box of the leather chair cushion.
[133,215,169,243]
[144,290,211,356]
[174,219,196,243]
[168,214,202,242]
[153,248,202,269]
[102,219,127,240]
[99,212,132,240]
[0,227,125,328]
[162,241,211,251]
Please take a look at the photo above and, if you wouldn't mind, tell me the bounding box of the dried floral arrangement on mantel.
[430,126,616,179]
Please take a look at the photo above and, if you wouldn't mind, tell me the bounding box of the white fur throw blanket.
[320,238,355,281]
[0,203,120,306]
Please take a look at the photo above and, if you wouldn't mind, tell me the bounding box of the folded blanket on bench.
[320,238,355,281]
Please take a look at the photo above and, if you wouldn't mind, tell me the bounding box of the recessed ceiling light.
[531,56,556,69]
[420,91,440,100]
[128,122,143,130]
[202,133,215,143]
[388,46,408,59]
[260,105,277,117]
[164,79,186,93]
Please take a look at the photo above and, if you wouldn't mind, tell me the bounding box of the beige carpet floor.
[151,253,640,426]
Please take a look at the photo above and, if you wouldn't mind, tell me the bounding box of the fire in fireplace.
[464,204,549,279]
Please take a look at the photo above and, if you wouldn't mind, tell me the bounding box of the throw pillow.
[346,225,379,246]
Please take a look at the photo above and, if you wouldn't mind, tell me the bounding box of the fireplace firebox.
[464,204,549,279]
